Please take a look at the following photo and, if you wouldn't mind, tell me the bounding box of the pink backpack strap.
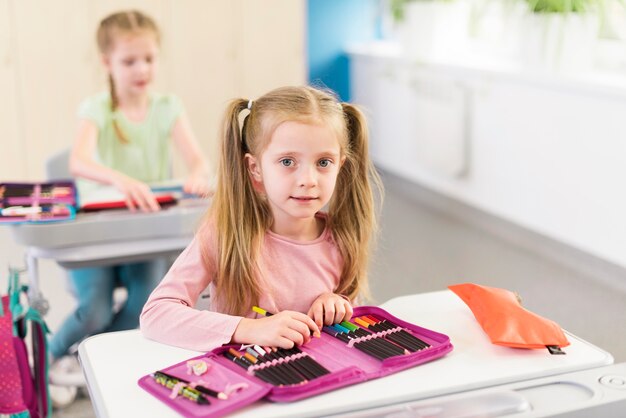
[0,295,28,415]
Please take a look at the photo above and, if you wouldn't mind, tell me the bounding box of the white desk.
[9,200,208,314]
[78,290,613,418]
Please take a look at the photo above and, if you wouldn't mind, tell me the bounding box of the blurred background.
[1,1,625,415]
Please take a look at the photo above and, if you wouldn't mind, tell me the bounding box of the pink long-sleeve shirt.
[140,216,344,352]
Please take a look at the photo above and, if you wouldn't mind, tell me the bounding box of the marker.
[253,345,307,384]
[252,306,320,338]
[364,315,430,349]
[246,347,301,385]
[252,306,272,317]
[225,348,282,386]
[155,370,228,400]
[323,325,386,361]
[282,346,331,377]
[342,320,409,356]
[359,315,427,350]
[152,371,210,405]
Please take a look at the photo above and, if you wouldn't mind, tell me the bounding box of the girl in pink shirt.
[140,86,382,352]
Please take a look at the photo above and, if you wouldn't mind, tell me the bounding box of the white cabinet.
[350,46,626,270]
[352,54,469,179]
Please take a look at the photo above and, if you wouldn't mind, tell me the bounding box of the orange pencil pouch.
[448,283,569,352]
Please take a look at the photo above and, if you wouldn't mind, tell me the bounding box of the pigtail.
[108,75,129,144]
[207,99,271,315]
[330,103,383,302]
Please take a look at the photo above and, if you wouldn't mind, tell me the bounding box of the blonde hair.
[96,10,160,143]
[205,85,383,316]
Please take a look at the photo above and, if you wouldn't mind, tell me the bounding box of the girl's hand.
[112,174,160,212]
[307,293,354,329]
[232,311,321,349]
[183,173,213,197]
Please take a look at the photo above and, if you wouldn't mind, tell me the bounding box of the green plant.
[389,0,453,23]
[525,0,599,13]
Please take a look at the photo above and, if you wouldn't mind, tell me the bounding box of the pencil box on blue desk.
[0,181,77,223]
[138,305,453,418]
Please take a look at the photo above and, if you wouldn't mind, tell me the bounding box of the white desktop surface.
[78,290,613,418]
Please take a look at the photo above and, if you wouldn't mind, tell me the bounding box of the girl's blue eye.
[318,159,331,168]
[280,159,294,167]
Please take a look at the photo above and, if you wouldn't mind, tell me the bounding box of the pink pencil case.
[138,306,453,418]
[0,181,77,223]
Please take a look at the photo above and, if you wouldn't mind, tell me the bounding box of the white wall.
[350,50,626,270]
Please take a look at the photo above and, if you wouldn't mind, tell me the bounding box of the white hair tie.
[247,100,253,110]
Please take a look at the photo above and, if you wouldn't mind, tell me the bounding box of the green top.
[76,92,183,198]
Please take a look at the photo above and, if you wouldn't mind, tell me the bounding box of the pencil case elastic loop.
[169,382,186,399]
[347,329,398,348]
[287,352,306,363]
[249,363,271,372]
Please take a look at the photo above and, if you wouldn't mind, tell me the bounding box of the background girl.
[49,10,211,396]
[141,85,382,351]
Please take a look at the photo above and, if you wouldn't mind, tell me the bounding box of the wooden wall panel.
[239,0,306,98]
[0,0,25,180]
[167,0,239,173]
[12,0,93,179]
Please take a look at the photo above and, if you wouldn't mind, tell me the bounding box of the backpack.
[0,268,51,418]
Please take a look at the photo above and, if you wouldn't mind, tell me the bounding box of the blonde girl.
[141,85,382,351]
[49,10,211,390]
[70,10,211,210]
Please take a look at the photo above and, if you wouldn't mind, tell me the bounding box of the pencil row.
[224,345,331,386]
[323,314,430,361]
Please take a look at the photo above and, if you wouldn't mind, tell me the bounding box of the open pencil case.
[138,305,453,418]
[0,181,77,224]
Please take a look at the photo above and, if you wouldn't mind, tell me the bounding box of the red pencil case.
[0,181,77,223]
[138,305,453,418]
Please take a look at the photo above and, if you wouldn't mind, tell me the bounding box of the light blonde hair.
[204,85,383,316]
[96,10,160,143]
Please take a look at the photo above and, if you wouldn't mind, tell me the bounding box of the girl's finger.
[287,317,312,342]
[294,310,321,336]
[323,298,335,325]
[281,327,305,347]
[148,196,160,212]
[125,197,137,212]
[142,189,160,212]
[344,302,354,322]
[333,301,346,324]
[128,188,147,212]
[307,303,324,329]
[275,336,295,350]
